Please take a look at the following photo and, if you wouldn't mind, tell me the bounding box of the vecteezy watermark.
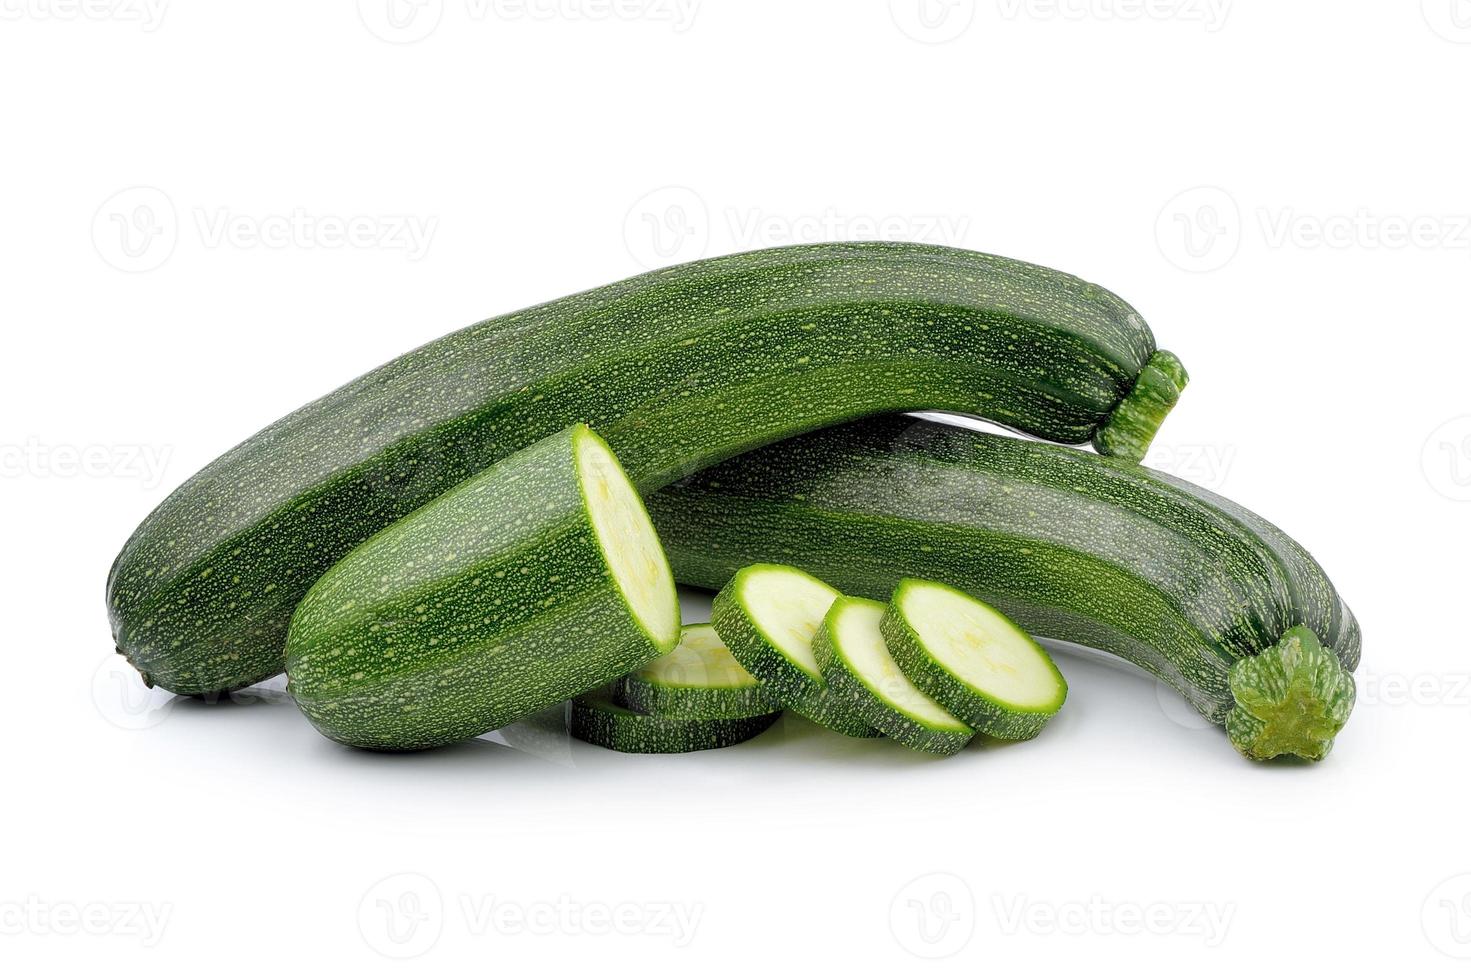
[889,873,976,959]
[93,187,438,271]
[1154,681,1216,731]
[889,0,977,43]
[995,0,1231,31]
[92,654,291,732]
[0,0,168,29]
[1422,417,1471,502]
[358,873,703,959]
[0,897,172,946]
[1422,0,1471,43]
[357,0,699,43]
[1356,671,1471,710]
[623,186,972,269]
[1157,186,1471,273]
[1147,442,1237,490]
[1423,874,1471,959]
[992,894,1235,946]
[1155,186,1242,273]
[1,438,172,489]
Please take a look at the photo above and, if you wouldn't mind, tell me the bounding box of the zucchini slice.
[618,624,779,720]
[286,425,680,751]
[710,565,880,738]
[813,597,973,756]
[570,691,780,754]
[882,579,1066,740]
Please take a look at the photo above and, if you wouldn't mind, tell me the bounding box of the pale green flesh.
[737,567,840,680]
[899,581,1062,710]
[577,430,680,651]
[832,599,968,730]
[635,624,759,690]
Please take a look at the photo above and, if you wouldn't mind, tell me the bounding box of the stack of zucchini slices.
[577,565,1068,757]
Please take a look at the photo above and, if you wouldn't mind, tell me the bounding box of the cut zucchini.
[570,691,780,754]
[286,425,680,751]
[882,579,1067,741]
[618,624,779,720]
[814,597,973,756]
[710,564,880,738]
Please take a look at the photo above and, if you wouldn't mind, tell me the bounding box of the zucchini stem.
[1225,627,1356,762]
[1093,350,1189,462]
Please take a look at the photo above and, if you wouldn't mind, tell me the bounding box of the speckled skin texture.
[812,599,974,757]
[649,417,1360,727]
[107,242,1165,695]
[285,426,677,751]
[570,693,780,754]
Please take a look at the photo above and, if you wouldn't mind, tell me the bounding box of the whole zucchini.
[646,417,1359,762]
[286,425,679,750]
[107,242,1185,696]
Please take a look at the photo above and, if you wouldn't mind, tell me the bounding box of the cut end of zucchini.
[883,579,1066,740]
[1092,349,1189,462]
[634,624,760,690]
[1226,626,1356,762]
[575,426,680,654]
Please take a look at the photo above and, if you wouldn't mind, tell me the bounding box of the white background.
[2,1,1469,975]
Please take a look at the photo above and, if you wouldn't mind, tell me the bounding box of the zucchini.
[710,564,880,738]
[570,690,781,754]
[881,579,1067,740]
[812,597,973,756]
[107,242,1185,696]
[285,424,679,751]
[617,624,779,720]
[647,417,1359,762]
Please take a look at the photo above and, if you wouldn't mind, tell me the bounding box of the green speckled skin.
[710,568,881,739]
[571,692,781,754]
[813,598,974,756]
[107,242,1174,695]
[880,581,1065,742]
[648,417,1360,744]
[285,426,677,751]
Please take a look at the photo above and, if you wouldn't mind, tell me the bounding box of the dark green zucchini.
[107,242,1184,696]
[646,417,1358,762]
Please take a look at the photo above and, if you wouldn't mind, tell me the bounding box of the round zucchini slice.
[710,564,880,738]
[570,691,780,754]
[814,597,974,756]
[619,624,779,720]
[882,578,1067,740]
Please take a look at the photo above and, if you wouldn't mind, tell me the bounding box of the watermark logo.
[623,186,972,269]
[1156,186,1241,273]
[358,873,444,959]
[359,0,698,42]
[1423,0,1471,43]
[91,656,177,731]
[357,874,703,958]
[1,439,172,489]
[889,873,975,959]
[93,186,178,273]
[624,186,710,269]
[993,894,1234,945]
[0,0,169,29]
[1154,681,1216,731]
[1423,874,1471,958]
[0,897,172,946]
[1422,417,1471,502]
[890,0,976,43]
[1148,442,1237,490]
[996,0,1231,30]
[357,0,445,43]
[93,187,438,271]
